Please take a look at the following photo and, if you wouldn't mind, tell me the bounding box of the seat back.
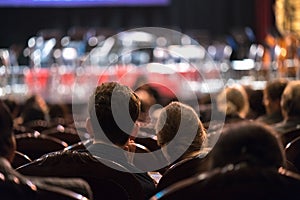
[134,137,160,151]
[157,154,210,191]
[151,164,300,200]
[41,125,88,145]
[0,171,36,200]
[131,142,162,171]
[23,120,50,133]
[281,127,300,146]
[17,150,145,200]
[0,172,89,200]
[12,151,32,169]
[13,125,34,135]
[63,138,94,151]
[15,132,68,160]
[285,135,300,172]
[37,185,90,200]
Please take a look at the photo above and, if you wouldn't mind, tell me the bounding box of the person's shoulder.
[256,114,283,125]
[273,121,296,134]
[134,172,156,199]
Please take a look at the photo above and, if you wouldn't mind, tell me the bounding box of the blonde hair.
[217,85,249,118]
[156,101,207,161]
[281,80,300,118]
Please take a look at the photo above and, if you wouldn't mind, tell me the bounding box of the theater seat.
[63,138,94,151]
[0,171,89,200]
[12,151,32,169]
[17,150,145,200]
[151,163,300,200]
[41,125,87,145]
[157,153,210,191]
[281,127,300,146]
[285,136,300,172]
[23,120,50,133]
[134,137,160,151]
[15,132,68,160]
[37,184,91,200]
[130,142,163,172]
[0,172,36,199]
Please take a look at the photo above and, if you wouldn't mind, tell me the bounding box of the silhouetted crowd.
[1,78,300,200]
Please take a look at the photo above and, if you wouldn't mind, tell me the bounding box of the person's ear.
[86,117,94,138]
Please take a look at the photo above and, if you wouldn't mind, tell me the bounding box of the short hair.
[0,100,15,160]
[156,101,207,160]
[216,85,249,118]
[21,94,49,124]
[264,78,288,101]
[88,82,140,146]
[281,80,300,117]
[209,121,285,169]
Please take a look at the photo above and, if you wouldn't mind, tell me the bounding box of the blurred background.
[0,0,297,105]
[0,0,270,48]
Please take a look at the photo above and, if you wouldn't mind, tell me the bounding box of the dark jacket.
[87,142,156,199]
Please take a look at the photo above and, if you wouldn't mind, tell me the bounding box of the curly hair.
[88,82,140,146]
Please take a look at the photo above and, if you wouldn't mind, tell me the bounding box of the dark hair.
[209,121,286,169]
[0,100,15,160]
[20,94,49,124]
[265,78,288,101]
[88,82,140,146]
[135,84,160,113]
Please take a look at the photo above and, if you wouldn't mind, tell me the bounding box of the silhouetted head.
[87,82,140,146]
[263,78,288,115]
[209,121,285,169]
[20,94,49,124]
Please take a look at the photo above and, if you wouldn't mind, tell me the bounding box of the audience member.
[134,84,160,124]
[150,121,300,200]
[208,121,286,169]
[274,80,300,134]
[17,150,145,200]
[0,100,93,199]
[215,84,249,124]
[3,97,20,119]
[17,94,50,125]
[256,78,288,125]
[243,85,266,119]
[85,82,156,199]
[48,103,72,126]
[155,101,207,168]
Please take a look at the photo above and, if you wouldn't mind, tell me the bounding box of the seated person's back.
[273,80,300,134]
[256,78,288,124]
[0,100,93,199]
[155,101,208,174]
[85,82,156,199]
